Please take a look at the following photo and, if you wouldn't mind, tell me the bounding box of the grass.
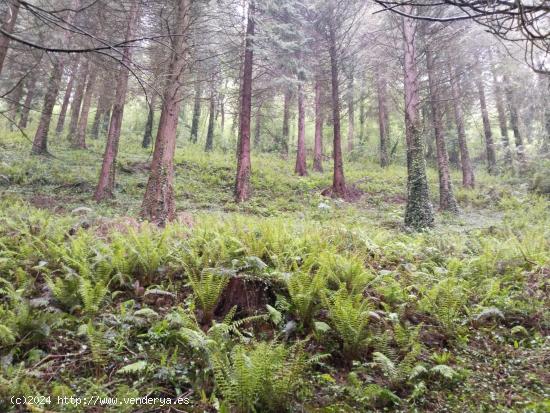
[0,130,548,412]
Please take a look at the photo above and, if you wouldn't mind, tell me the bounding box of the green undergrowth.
[0,134,549,412]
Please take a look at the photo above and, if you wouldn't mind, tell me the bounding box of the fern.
[287,271,325,329]
[323,286,372,359]
[188,268,230,324]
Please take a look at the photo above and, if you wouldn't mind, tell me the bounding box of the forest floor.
[0,133,548,412]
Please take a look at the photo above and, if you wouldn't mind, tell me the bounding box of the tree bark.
[68,59,89,139]
[503,74,525,164]
[73,69,96,149]
[313,78,323,172]
[295,82,307,176]
[347,74,355,152]
[491,65,510,159]
[94,2,139,201]
[281,87,291,157]
[141,0,190,224]
[18,72,38,129]
[402,11,434,229]
[90,78,111,139]
[142,94,156,148]
[253,104,261,148]
[55,56,80,135]
[327,24,347,198]
[190,81,201,143]
[205,92,216,151]
[426,50,458,213]
[475,59,497,174]
[359,75,367,143]
[376,70,389,168]
[0,0,20,75]
[234,1,255,203]
[448,63,475,188]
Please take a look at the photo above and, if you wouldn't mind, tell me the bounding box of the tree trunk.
[55,56,80,135]
[7,78,23,123]
[141,0,190,225]
[475,59,497,174]
[313,78,323,172]
[94,2,140,201]
[0,0,20,75]
[491,65,510,159]
[327,24,347,198]
[90,78,111,139]
[68,59,89,140]
[376,70,389,168]
[253,104,261,148]
[359,75,367,143]
[18,72,38,129]
[73,70,96,149]
[295,82,307,176]
[503,74,525,164]
[234,1,255,203]
[448,63,475,188]
[190,82,201,143]
[426,50,458,213]
[205,92,216,151]
[31,62,64,155]
[281,87,291,157]
[402,11,434,229]
[142,94,156,148]
[347,74,355,152]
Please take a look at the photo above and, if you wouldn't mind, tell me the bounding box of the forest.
[0,0,549,412]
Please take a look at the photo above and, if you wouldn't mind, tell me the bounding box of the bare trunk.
[253,105,261,148]
[68,60,89,140]
[234,1,255,202]
[190,82,201,143]
[449,63,475,188]
[359,75,367,143]
[313,78,323,172]
[427,50,458,213]
[94,3,139,201]
[205,93,216,151]
[0,0,20,75]
[18,73,38,129]
[295,83,307,176]
[90,79,111,139]
[142,94,156,148]
[55,56,80,135]
[141,0,190,225]
[31,62,63,155]
[376,70,389,168]
[73,70,96,149]
[491,66,510,160]
[328,25,347,198]
[503,74,525,163]
[281,87,291,157]
[402,11,434,229]
[7,78,23,122]
[347,75,354,152]
[475,59,497,174]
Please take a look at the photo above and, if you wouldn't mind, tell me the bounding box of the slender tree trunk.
[73,70,96,149]
[295,83,307,176]
[141,0,190,224]
[327,24,347,198]
[90,79,110,139]
[475,59,497,174]
[94,2,140,201]
[253,104,261,148]
[234,1,255,203]
[68,59,89,139]
[503,74,525,164]
[31,62,63,154]
[142,94,156,148]
[376,70,389,168]
[190,82,201,143]
[0,0,20,75]
[448,63,475,188]
[402,11,434,229]
[18,73,38,129]
[359,75,367,143]
[347,74,355,152]
[55,56,80,135]
[313,78,324,172]
[427,50,458,213]
[205,92,216,151]
[7,78,23,123]
[491,65,510,157]
[281,87,291,157]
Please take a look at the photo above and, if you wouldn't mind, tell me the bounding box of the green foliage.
[187,269,230,324]
[286,271,325,328]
